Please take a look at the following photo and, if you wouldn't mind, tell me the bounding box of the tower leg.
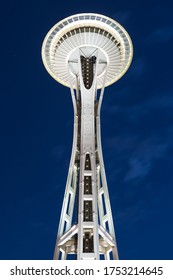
[53,90,79,259]
[105,250,110,260]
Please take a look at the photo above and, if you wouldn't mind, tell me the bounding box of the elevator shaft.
[53,49,118,260]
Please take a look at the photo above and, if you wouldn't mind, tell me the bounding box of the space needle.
[42,13,133,260]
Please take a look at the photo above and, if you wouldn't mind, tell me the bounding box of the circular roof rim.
[42,12,133,47]
[41,13,133,89]
[43,13,131,36]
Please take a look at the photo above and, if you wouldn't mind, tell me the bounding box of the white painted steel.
[77,49,99,260]
[42,13,133,89]
[42,13,133,260]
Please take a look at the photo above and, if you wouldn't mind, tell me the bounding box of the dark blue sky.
[1,0,173,260]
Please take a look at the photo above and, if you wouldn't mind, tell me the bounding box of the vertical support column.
[77,50,99,259]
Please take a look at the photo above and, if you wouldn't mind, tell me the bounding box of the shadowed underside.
[42,13,133,89]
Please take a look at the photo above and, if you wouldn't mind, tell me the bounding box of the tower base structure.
[41,13,133,260]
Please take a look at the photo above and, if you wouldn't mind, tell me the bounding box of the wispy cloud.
[105,133,169,182]
[147,25,173,43]
[111,11,131,24]
[106,89,173,120]
[129,58,146,77]
[105,135,137,155]
[124,157,151,181]
[104,89,173,182]
[124,140,167,182]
